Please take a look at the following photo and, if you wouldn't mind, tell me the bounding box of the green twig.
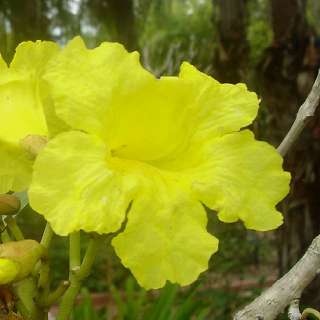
[0,218,11,242]
[36,223,54,309]
[40,223,54,249]
[56,235,103,320]
[301,308,320,320]
[15,299,32,320]
[45,281,70,306]
[13,278,44,320]
[69,232,81,273]
[5,216,24,240]
[38,259,50,290]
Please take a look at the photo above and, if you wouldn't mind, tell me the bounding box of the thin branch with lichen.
[233,70,320,320]
[233,235,320,320]
[277,70,320,156]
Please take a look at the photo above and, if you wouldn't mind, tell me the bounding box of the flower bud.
[0,194,21,216]
[0,258,20,284]
[20,135,48,158]
[0,240,46,281]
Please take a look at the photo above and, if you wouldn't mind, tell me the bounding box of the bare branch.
[277,69,320,156]
[233,72,320,320]
[288,299,301,320]
[233,235,320,320]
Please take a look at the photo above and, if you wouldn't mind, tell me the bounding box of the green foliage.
[71,288,105,320]
[72,279,211,320]
[138,0,215,76]
[307,0,320,34]
[71,275,266,320]
[247,0,272,66]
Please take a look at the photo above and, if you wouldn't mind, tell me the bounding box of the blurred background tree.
[1,0,320,318]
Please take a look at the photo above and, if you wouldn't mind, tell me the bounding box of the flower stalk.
[40,223,54,249]
[56,235,103,320]
[5,216,24,241]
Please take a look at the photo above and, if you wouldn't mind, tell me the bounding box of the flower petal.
[44,37,198,161]
[29,131,139,236]
[112,191,218,289]
[0,142,32,193]
[0,74,47,144]
[0,41,65,192]
[10,40,59,75]
[190,130,290,231]
[29,129,218,289]
[179,62,259,138]
[43,37,152,139]
[0,41,60,145]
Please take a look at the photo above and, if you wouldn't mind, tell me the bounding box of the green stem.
[15,300,32,320]
[13,278,45,320]
[36,223,54,306]
[0,218,11,242]
[5,216,24,240]
[40,281,70,307]
[38,259,50,289]
[56,236,102,320]
[40,223,54,249]
[69,232,81,273]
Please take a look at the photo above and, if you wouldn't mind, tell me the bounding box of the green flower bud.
[0,258,20,284]
[0,195,21,215]
[0,240,46,281]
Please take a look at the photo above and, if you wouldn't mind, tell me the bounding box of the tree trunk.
[0,0,50,61]
[213,0,249,83]
[88,0,137,51]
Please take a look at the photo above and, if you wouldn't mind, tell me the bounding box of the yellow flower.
[29,37,290,289]
[0,41,68,193]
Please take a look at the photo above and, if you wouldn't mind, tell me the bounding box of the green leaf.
[302,308,320,320]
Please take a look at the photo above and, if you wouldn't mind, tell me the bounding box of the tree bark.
[88,0,137,51]
[0,0,50,61]
[213,0,249,83]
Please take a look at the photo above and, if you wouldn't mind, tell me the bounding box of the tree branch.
[288,298,301,320]
[233,235,320,320]
[277,69,320,156]
[233,70,320,319]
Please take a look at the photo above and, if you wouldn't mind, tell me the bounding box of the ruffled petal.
[29,131,139,236]
[29,129,218,289]
[179,62,259,138]
[189,130,290,231]
[0,41,65,192]
[44,37,198,161]
[10,40,59,75]
[0,74,47,144]
[43,37,152,139]
[0,40,60,145]
[10,40,69,137]
[112,190,218,289]
[0,142,33,193]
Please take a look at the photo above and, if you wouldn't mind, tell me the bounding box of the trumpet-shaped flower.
[29,37,290,289]
[0,41,68,193]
